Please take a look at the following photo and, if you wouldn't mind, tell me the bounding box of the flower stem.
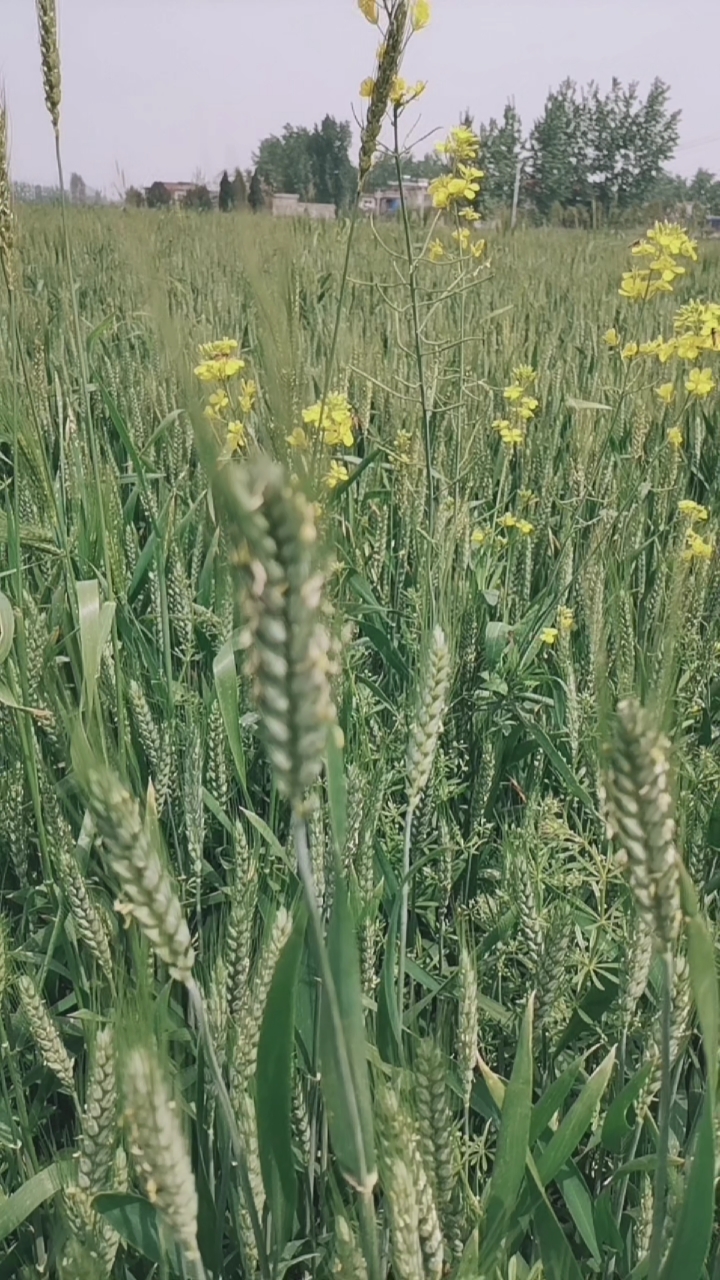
[647,949,673,1280]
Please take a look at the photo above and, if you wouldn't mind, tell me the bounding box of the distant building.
[707,214,720,236]
[151,182,196,206]
[362,179,433,217]
[271,192,336,221]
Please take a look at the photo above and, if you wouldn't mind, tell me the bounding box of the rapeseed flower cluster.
[610,223,719,421]
[291,392,356,492]
[678,499,708,523]
[618,222,698,302]
[193,339,256,457]
[683,530,714,562]
[493,365,540,451]
[300,393,355,449]
[429,125,483,215]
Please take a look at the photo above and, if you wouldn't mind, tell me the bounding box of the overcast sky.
[3,0,719,195]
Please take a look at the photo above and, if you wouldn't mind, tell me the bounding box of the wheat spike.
[221,458,337,810]
[35,0,61,134]
[407,626,450,811]
[333,1213,369,1280]
[78,1027,118,1195]
[16,973,75,1091]
[0,91,16,290]
[456,942,478,1109]
[358,2,409,186]
[84,766,195,984]
[122,1044,200,1263]
[602,699,681,950]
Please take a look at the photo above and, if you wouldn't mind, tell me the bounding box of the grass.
[2,95,720,1280]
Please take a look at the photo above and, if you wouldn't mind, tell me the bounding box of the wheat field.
[2,5,720,1279]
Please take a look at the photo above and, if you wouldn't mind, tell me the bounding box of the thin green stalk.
[393,111,435,539]
[397,804,414,1025]
[292,815,380,1280]
[647,950,673,1280]
[53,134,127,766]
[187,980,270,1280]
[317,198,361,434]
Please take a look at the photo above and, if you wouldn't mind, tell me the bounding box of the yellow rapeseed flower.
[460,208,482,223]
[471,528,487,546]
[678,499,709,523]
[667,426,683,449]
[287,427,308,450]
[195,356,244,382]
[428,239,445,262]
[226,421,246,453]
[499,424,525,449]
[656,382,676,405]
[470,239,487,259]
[410,0,432,30]
[239,379,257,415]
[558,606,575,634]
[517,396,539,420]
[503,383,523,403]
[325,460,350,490]
[452,228,471,251]
[360,78,375,99]
[302,392,355,448]
[513,365,536,388]
[541,627,559,646]
[676,334,703,361]
[357,0,379,23]
[657,339,677,363]
[604,328,620,347]
[685,367,715,398]
[683,530,713,562]
[517,519,534,536]
[436,125,480,163]
[389,77,426,107]
[499,513,518,529]
[203,390,230,420]
[198,338,238,360]
[621,341,640,361]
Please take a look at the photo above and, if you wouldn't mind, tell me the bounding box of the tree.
[308,115,356,211]
[124,186,145,208]
[253,116,356,208]
[688,168,720,211]
[182,184,213,212]
[145,181,172,209]
[526,79,590,217]
[69,171,87,205]
[218,170,233,212]
[248,168,266,212]
[479,101,524,208]
[585,78,681,213]
[230,167,247,209]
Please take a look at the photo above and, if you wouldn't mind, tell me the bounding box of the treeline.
[25,75,714,221]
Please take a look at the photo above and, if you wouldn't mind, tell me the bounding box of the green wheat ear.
[219,457,338,811]
[122,1041,201,1265]
[602,698,681,951]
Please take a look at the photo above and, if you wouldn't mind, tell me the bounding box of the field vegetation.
[1,2,720,1279]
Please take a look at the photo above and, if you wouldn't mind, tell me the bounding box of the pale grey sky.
[2,0,719,195]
